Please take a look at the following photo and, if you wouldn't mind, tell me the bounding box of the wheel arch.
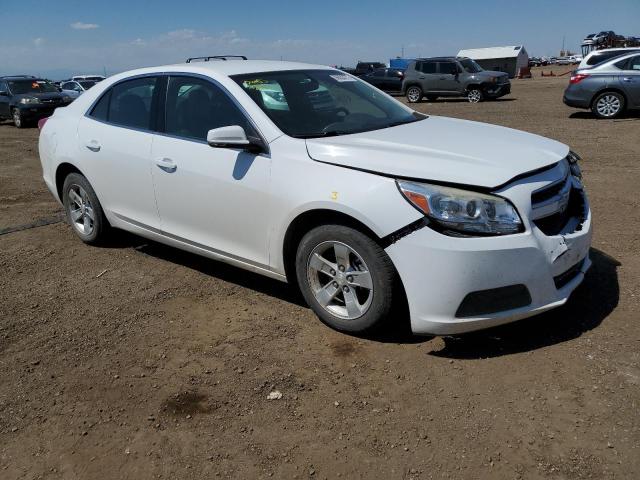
[282,209,382,284]
[55,162,86,202]
[590,87,628,108]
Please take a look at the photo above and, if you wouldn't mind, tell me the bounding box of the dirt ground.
[1,66,639,480]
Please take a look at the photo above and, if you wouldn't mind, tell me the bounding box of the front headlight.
[397,180,523,236]
[20,97,40,105]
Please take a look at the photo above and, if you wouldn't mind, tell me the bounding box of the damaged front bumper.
[385,160,592,335]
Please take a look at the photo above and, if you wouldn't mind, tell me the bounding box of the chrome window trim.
[83,71,270,154]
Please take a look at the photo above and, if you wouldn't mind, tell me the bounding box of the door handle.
[439,77,446,80]
[622,77,633,82]
[419,76,425,79]
[86,140,101,152]
[155,157,177,173]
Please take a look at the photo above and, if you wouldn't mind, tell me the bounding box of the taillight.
[38,117,49,130]
[570,73,589,85]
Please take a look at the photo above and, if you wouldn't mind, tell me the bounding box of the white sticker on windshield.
[330,74,356,82]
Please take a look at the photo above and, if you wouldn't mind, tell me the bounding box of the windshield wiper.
[290,130,348,139]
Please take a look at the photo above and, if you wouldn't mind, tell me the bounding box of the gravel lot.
[1,67,639,479]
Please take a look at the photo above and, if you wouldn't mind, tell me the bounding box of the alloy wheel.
[467,89,482,103]
[306,241,373,320]
[12,110,21,128]
[67,184,95,236]
[596,95,621,117]
[407,87,421,103]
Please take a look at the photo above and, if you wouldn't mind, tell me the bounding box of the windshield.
[8,80,59,94]
[232,69,425,138]
[459,59,483,73]
[79,81,96,89]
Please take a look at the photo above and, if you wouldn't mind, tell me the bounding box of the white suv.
[38,58,592,335]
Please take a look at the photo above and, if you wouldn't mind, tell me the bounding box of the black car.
[0,75,73,128]
[360,68,405,94]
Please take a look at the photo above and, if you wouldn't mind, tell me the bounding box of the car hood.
[474,70,509,81]
[305,116,569,189]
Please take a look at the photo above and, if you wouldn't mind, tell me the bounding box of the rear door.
[76,75,161,229]
[435,61,464,94]
[415,61,438,93]
[618,55,640,107]
[363,69,387,90]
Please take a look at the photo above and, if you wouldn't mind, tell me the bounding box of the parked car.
[39,59,592,335]
[60,80,98,98]
[353,62,386,76]
[578,47,640,70]
[557,57,572,65]
[360,68,405,94]
[529,57,543,67]
[402,57,510,103]
[0,75,73,127]
[564,52,640,118]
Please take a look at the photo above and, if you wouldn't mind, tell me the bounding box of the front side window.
[438,62,458,75]
[8,79,59,94]
[90,77,157,130]
[165,76,252,142]
[233,69,424,138]
[79,81,96,90]
[624,55,640,71]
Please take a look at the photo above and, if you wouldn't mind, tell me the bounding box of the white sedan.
[38,58,592,335]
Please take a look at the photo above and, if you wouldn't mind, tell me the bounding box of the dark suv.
[402,57,511,103]
[0,76,72,128]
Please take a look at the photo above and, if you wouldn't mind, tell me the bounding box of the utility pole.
[401,45,404,57]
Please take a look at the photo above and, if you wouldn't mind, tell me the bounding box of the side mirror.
[207,125,263,153]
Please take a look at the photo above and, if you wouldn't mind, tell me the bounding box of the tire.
[406,86,423,103]
[467,88,483,103]
[591,91,625,119]
[295,225,397,333]
[426,95,438,102]
[12,109,25,128]
[62,173,110,245]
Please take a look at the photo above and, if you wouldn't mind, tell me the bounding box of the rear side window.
[89,76,157,130]
[418,62,437,74]
[586,50,637,66]
[165,76,253,142]
[90,90,111,121]
[619,55,640,71]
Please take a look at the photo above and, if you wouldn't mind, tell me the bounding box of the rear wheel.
[62,173,110,245]
[295,225,397,333]
[12,109,25,128]
[406,86,423,103]
[592,91,625,119]
[467,88,483,103]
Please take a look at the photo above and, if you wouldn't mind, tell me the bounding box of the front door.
[619,55,640,107]
[151,75,272,267]
[0,81,9,118]
[435,62,464,94]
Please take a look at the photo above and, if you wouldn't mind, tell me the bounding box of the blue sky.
[1,0,639,79]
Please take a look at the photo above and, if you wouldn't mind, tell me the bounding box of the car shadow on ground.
[428,248,620,359]
[424,98,516,104]
[569,111,640,120]
[107,235,619,353]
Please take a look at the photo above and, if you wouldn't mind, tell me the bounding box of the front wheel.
[62,173,110,245]
[295,225,397,333]
[406,86,423,103]
[12,109,25,128]
[592,92,625,119]
[467,88,483,103]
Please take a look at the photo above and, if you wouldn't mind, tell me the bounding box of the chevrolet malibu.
[38,58,592,335]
